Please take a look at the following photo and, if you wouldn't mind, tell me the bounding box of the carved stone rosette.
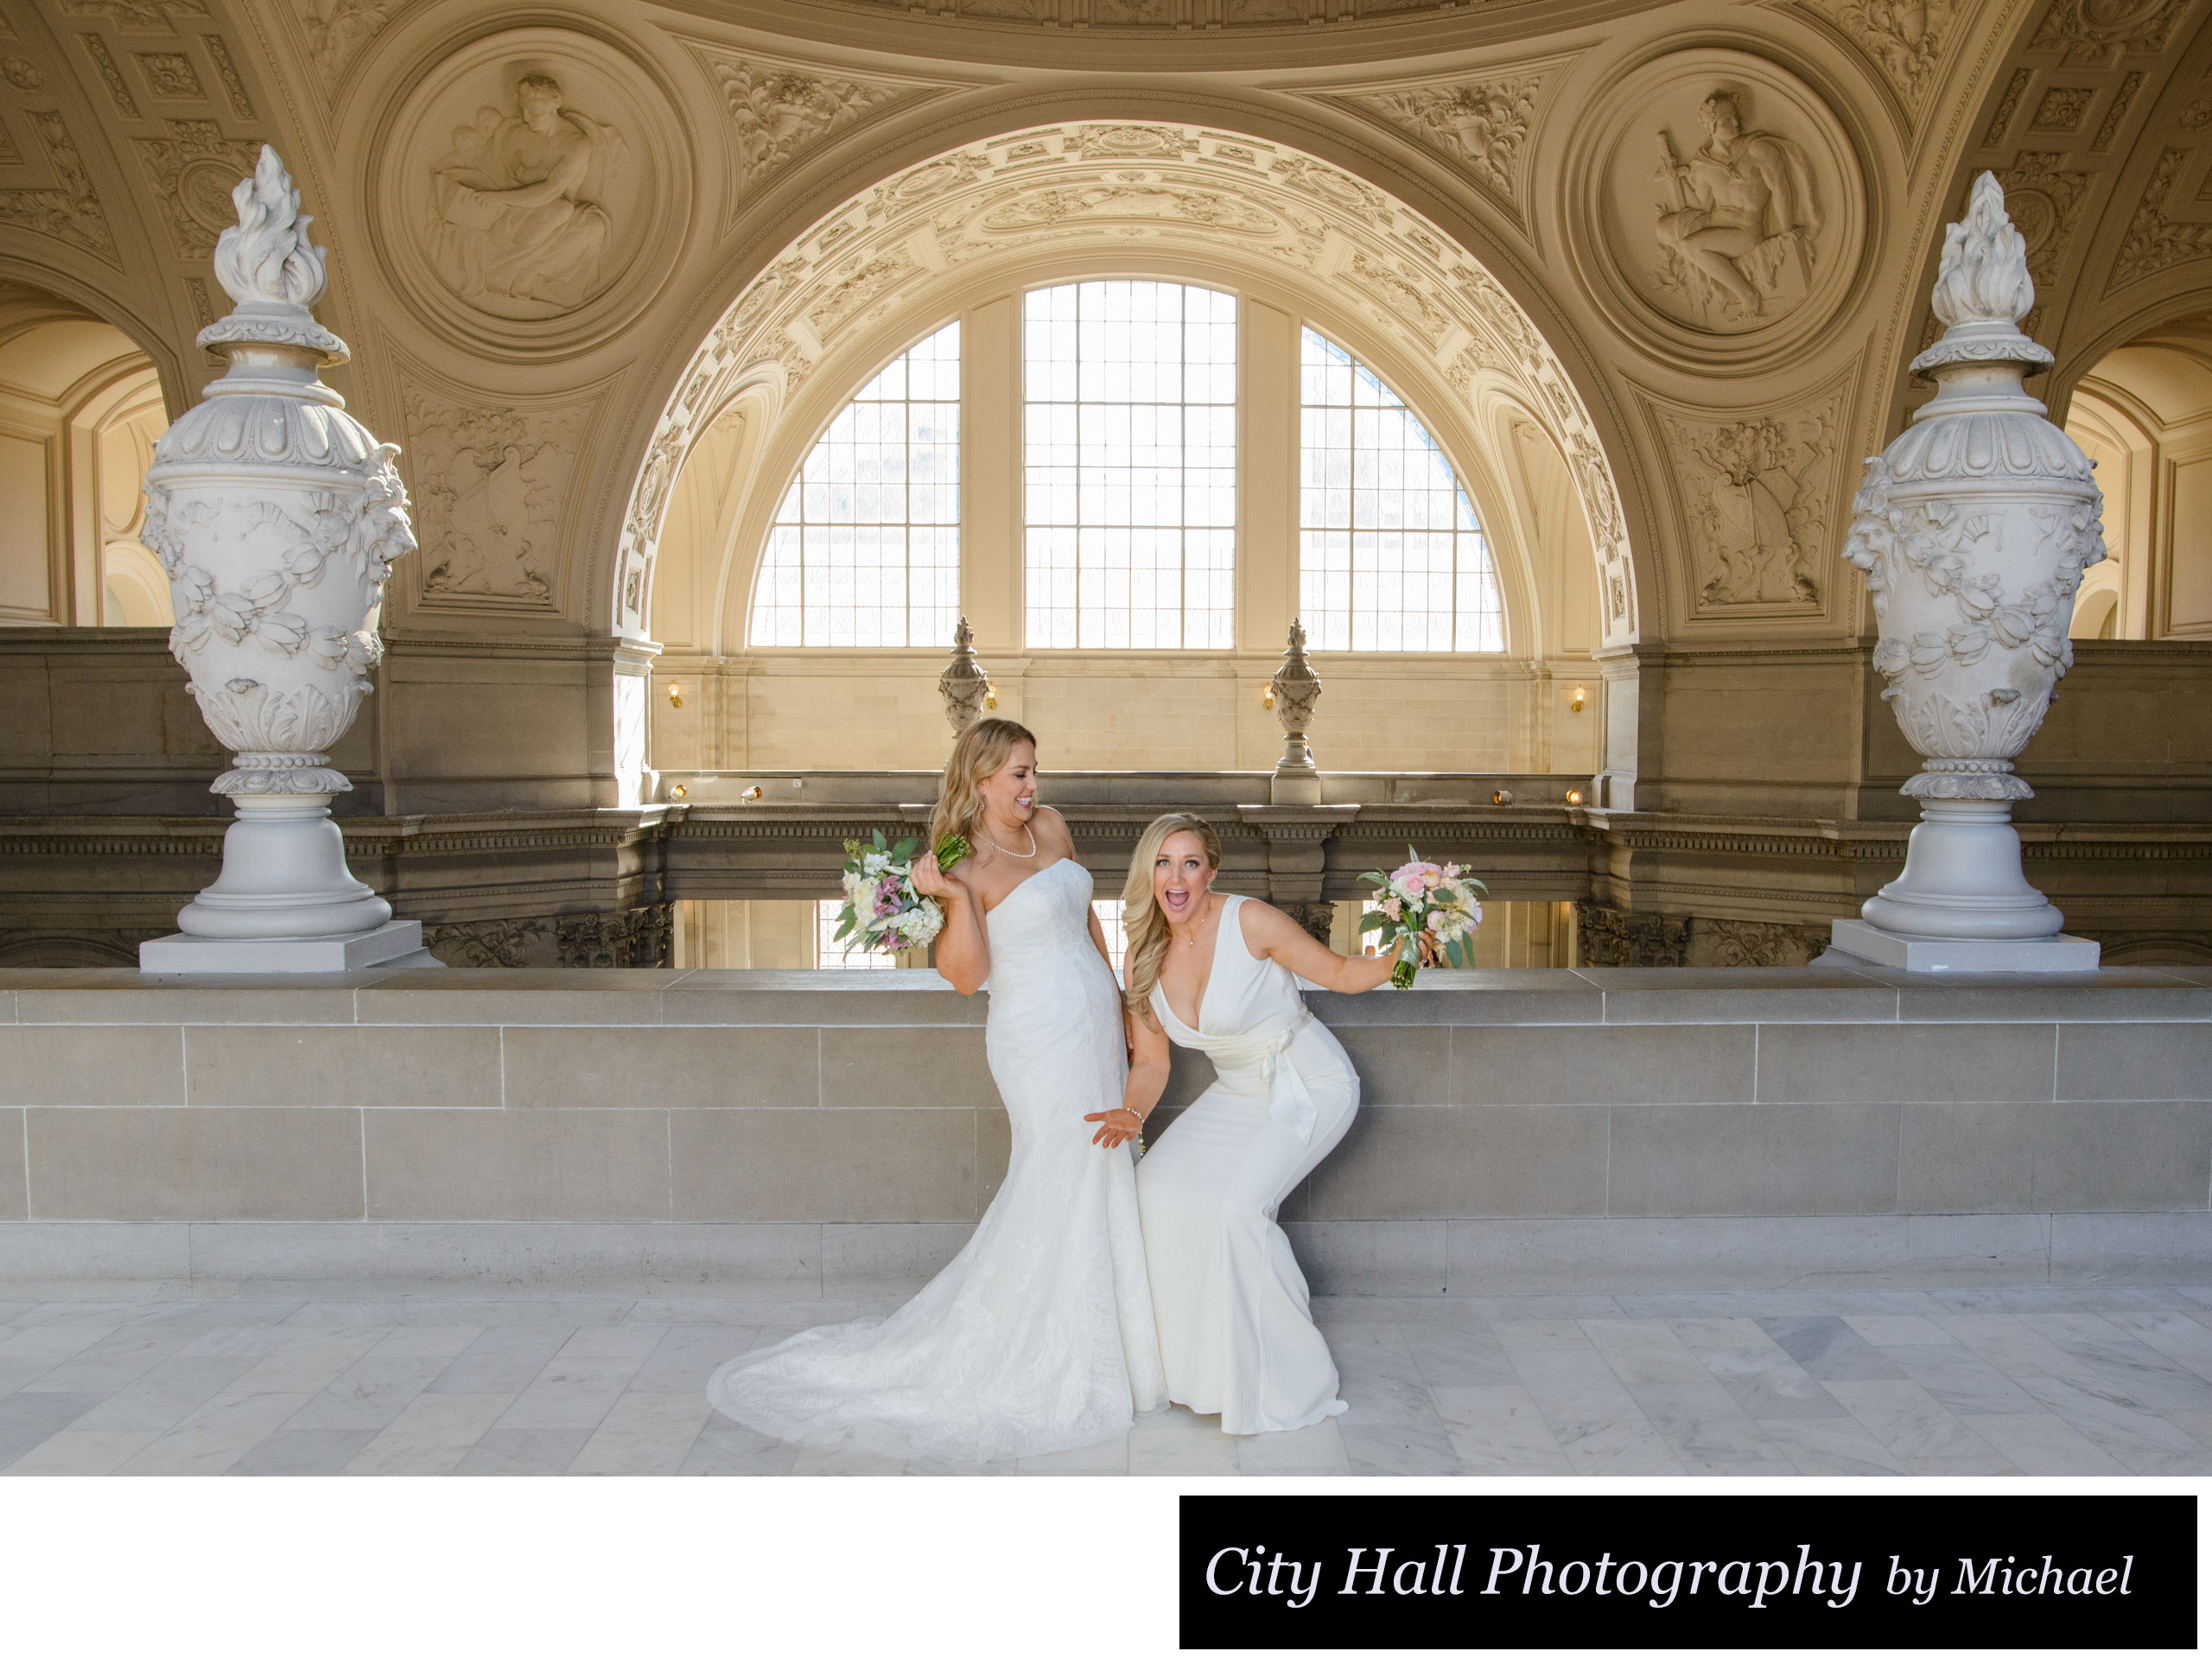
[1269,619,1324,806]
[938,614,989,735]
[1840,172,2104,946]
[139,148,419,957]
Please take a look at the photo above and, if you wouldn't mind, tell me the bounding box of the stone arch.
[614,119,1642,651]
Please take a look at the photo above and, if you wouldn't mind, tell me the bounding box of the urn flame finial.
[1931,173,2034,331]
[214,145,328,312]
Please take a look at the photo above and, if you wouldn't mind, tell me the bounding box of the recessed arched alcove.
[624,121,1635,787]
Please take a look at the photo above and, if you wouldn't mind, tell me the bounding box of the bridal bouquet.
[1358,847,1486,988]
[830,829,972,960]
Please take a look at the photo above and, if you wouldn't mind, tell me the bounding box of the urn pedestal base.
[139,918,433,972]
[1827,918,2101,973]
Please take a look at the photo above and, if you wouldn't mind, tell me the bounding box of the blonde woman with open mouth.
[1092,812,1402,1435]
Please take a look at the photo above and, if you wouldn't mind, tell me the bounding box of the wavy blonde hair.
[1121,813,1222,1028]
[930,717,1039,856]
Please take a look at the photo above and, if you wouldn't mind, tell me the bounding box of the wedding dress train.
[707,857,1166,1463]
[1136,893,1359,1435]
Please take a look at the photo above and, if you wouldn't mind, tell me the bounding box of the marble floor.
[6,1286,2212,1477]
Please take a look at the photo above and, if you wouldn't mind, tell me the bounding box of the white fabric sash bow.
[1205,1007,1321,1144]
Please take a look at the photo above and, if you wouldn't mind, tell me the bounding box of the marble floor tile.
[1018,1434,1129,1475]
[0,1324,120,1359]
[1400,1322,1522,1391]
[1694,1347,1853,1419]
[423,1327,575,1394]
[1433,1383,1573,1474]
[1627,1381,1794,1476]
[364,1326,485,1360]
[1508,1349,1682,1475]
[1491,1320,1595,1352]
[1821,1378,2002,1464]
[567,1394,713,1475]
[65,1356,258,1432]
[626,1326,757,1396]
[905,1455,1021,1476]
[678,1419,801,1477]
[4,1427,161,1475]
[2012,1313,2212,1411]
[1663,1318,1772,1349]
[0,1392,111,1468]
[2107,1310,2212,1377]
[1757,1417,1911,1477]
[1841,1315,1956,1348]
[0,1358,64,1396]
[283,1355,452,1432]
[1883,1344,2048,1417]
[2012,1375,2212,1472]
[230,1427,380,1476]
[1465,1295,1625,1321]
[792,1443,907,1476]
[1236,1417,1351,1475]
[175,1325,302,1360]
[1341,1415,1464,1477]
[1927,1315,2093,1382]
[1129,1407,1239,1477]
[1582,1320,1722,1388]
[450,1428,593,1476]
[1961,1413,2126,1476]
[118,1391,315,1475]
[290,1299,635,1329]
[1758,1317,1908,1382]
[223,1330,391,1395]
[556,1324,669,1361]
[343,1394,514,1476]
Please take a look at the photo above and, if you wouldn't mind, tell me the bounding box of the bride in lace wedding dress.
[706,719,1166,1464]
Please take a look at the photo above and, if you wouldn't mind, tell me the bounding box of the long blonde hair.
[1121,813,1222,1027]
[930,717,1039,855]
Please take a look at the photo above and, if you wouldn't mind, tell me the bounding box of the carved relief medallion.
[374,29,690,358]
[1573,51,1866,370]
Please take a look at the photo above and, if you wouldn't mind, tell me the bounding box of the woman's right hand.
[912,852,963,902]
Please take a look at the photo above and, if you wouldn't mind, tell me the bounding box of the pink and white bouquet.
[830,829,972,960]
[1358,846,1487,988]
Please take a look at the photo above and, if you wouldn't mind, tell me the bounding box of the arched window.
[1024,281,1236,649]
[1299,328,1503,652]
[749,321,960,647]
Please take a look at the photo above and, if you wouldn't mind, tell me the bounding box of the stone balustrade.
[2,965,2207,1299]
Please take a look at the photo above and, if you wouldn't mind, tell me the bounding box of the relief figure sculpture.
[425,72,628,317]
[1654,93,1822,327]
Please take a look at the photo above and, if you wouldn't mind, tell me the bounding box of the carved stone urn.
[938,615,989,735]
[1268,619,1324,806]
[1834,172,2103,969]
[138,148,423,970]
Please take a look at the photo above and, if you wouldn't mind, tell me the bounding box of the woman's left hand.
[1084,1108,1143,1149]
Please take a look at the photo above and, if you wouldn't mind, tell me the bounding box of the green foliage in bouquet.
[830,829,974,947]
[1357,844,1488,988]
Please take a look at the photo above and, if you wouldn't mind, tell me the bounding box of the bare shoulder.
[1233,894,1300,951]
[1033,804,1077,858]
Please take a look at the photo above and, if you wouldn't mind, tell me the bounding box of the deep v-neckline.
[982,856,1069,917]
[1162,893,1236,1034]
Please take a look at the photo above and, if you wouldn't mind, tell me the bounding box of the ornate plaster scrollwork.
[2112,149,2212,289]
[403,386,588,609]
[137,119,268,261]
[1840,174,2101,947]
[296,0,400,93]
[0,112,118,264]
[1990,152,2090,334]
[1662,397,1838,610]
[1346,77,1540,200]
[698,53,907,194]
[2030,0,2190,65]
[1795,0,1957,111]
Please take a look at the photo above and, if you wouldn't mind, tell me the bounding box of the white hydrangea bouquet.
[830,829,972,960]
[1358,846,1487,988]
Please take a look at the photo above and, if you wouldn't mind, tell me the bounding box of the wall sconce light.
[1492,789,1514,806]
[985,683,998,710]
[1262,686,1276,710]
[1564,788,1584,806]
[1570,685,1586,714]
[671,783,689,799]
[667,681,683,709]
[741,784,763,800]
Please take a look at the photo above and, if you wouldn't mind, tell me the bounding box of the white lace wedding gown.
[707,858,1166,1463]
